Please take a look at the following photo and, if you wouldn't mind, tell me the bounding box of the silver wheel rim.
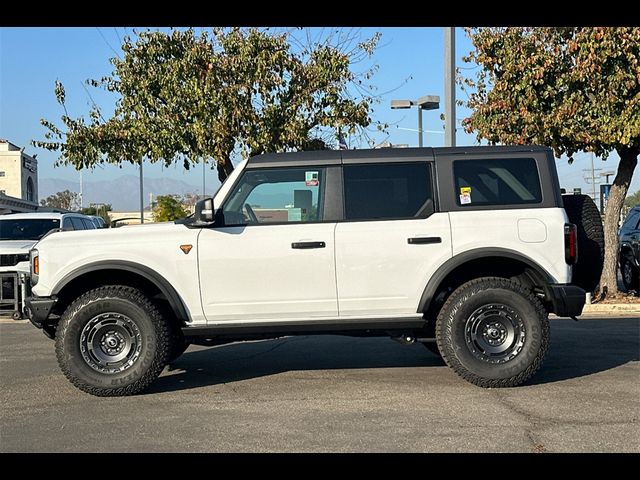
[464,304,526,364]
[79,313,142,374]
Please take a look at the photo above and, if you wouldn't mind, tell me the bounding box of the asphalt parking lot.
[1,316,638,452]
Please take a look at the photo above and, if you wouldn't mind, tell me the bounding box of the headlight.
[30,248,39,285]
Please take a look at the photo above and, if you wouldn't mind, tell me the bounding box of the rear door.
[437,150,569,283]
[334,159,452,317]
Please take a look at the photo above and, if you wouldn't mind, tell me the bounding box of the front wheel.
[55,286,170,396]
[436,277,549,388]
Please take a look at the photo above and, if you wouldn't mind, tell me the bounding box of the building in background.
[0,140,39,214]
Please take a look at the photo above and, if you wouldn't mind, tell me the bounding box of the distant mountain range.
[39,175,209,211]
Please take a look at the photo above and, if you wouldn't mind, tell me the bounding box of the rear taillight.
[564,223,578,265]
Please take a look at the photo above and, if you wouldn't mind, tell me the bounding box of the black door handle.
[408,237,441,245]
[292,241,326,249]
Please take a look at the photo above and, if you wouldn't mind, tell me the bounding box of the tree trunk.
[599,147,638,296]
[216,158,235,183]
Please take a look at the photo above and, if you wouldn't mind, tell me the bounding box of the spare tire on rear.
[562,194,604,292]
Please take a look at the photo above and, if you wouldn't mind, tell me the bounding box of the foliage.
[34,28,382,182]
[39,190,80,210]
[461,27,639,161]
[624,189,640,208]
[153,195,188,222]
[461,27,640,295]
[81,204,112,225]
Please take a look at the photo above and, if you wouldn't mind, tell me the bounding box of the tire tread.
[55,285,170,397]
[435,277,549,388]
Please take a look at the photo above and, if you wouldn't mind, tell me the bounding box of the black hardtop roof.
[247,145,552,166]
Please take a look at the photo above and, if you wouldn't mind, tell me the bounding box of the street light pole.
[417,107,423,147]
[444,27,456,147]
[391,95,440,148]
[139,158,144,224]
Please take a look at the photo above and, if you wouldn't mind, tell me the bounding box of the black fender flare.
[417,247,556,313]
[52,260,189,322]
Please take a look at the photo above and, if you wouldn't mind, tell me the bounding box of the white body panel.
[449,208,571,283]
[32,223,206,324]
[334,213,452,316]
[198,223,338,322]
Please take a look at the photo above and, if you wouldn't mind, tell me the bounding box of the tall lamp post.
[390,95,440,147]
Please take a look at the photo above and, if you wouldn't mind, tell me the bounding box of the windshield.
[0,219,61,240]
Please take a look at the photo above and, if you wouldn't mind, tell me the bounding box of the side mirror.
[194,197,215,225]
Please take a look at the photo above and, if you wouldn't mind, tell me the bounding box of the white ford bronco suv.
[24,146,604,396]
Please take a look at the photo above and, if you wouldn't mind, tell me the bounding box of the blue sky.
[0,27,636,198]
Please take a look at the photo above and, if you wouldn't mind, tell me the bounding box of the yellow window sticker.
[459,186,472,205]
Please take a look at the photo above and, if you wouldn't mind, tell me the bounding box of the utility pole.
[582,152,602,201]
[79,170,83,210]
[139,159,144,224]
[591,152,596,200]
[444,27,456,147]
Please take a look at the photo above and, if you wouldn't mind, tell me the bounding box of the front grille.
[0,254,29,267]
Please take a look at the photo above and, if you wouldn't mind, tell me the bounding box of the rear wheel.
[55,286,170,396]
[436,277,549,388]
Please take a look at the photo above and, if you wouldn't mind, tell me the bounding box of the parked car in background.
[0,212,96,275]
[88,215,107,228]
[0,211,98,318]
[619,205,640,291]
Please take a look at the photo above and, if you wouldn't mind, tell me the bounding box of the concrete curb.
[583,303,640,314]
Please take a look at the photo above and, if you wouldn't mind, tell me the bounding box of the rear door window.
[454,158,542,206]
[70,217,85,230]
[81,218,96,229]
[343,163,433,220]
[62,218,74,230]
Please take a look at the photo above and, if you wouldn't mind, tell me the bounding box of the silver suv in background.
[0,212,97,275]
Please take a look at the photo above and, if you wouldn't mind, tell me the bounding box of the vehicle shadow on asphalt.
[147,318,639,393]
[148,336,446,394]
[528,318,639,385]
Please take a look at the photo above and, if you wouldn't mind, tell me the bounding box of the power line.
[96,28,120,58]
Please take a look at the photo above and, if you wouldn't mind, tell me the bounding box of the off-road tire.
[436,277,549,388]
[55,286,170,397]
[562,194,604,292]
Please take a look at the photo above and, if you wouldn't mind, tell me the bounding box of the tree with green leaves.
[624,189,640,209]
[39,189,80,210]
[81,204,112,225]
[460,27,640,296]
[153,195,188,222]
[34,27,381,183]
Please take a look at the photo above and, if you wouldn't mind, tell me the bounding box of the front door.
[198,165,338,322]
